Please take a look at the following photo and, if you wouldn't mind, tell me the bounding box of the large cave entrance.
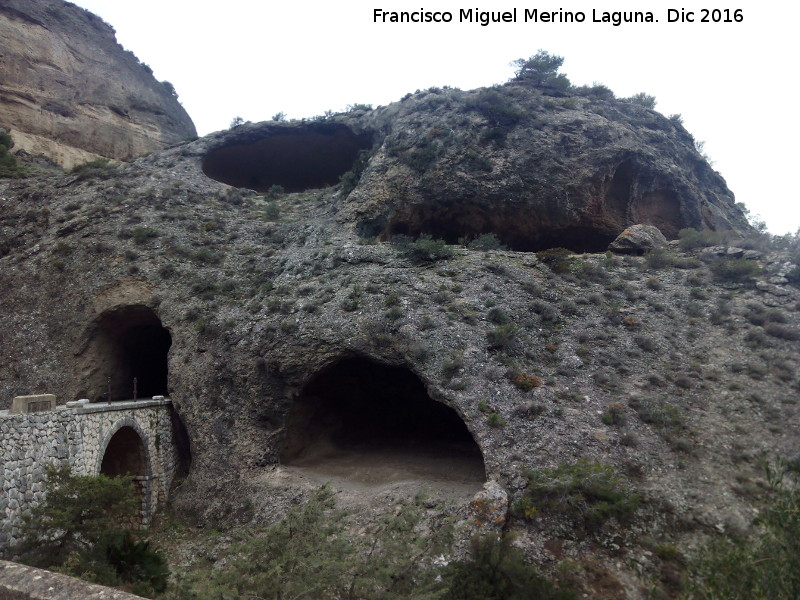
[95,306,171,402]
[202,123,374,193]
[281,357,486,490]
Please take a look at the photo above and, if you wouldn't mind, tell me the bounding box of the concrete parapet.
[0,559,148,599]
[9,395,55,415]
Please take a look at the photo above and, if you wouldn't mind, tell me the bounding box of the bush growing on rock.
[442,533,578,600]
[710,258,763,283]
[514,459,640,531]
[391,234,454,264]
[12,466,168,596]
[0,130,26,178]
[510,50,567,88]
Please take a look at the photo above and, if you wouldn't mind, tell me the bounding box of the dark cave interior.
[281,357,486,484]
[201,124,374,193]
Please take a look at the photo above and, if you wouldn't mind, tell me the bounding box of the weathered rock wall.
[0,0,196,165]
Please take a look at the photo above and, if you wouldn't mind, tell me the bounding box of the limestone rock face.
[200,86,750,252]
[0,0,196,166]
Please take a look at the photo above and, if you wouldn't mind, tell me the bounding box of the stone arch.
[97,417,154,524]
[280,355,486,490]
[81,305,172,402]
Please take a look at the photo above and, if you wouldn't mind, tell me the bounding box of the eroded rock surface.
[0,0,196,167]
[1,74,796,599]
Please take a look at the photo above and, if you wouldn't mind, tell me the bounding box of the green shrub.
[537,247,573,273]
[629,397,683,432]
[262,201,280,221]
[677,227,732,250]
[70,158,115,181]
[392,234,454,264]
[645,248,676,269]
[686,459,800,599]
[132,227,158,245]
[510,50,567,88]
[179,487,455,600]
[339,149,370,195]
[0,130,26,178]
[13,466,168,595]
[515,459,640,530]
[625,92,657,109]
[465,232,506,251]
[711,258,762,283]
[487,306,510,324]
[441,533,578,600]
[465,88,523,127]
[486,323,519,350]
[601,402,626,426]
[442,351,465,379]
[486,412,507,427]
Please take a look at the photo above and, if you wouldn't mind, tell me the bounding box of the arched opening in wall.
[101,426,147,478]
[280,357,486,493]
[201,124,374,193]
[100,426,149,525]
[95,306,172,402]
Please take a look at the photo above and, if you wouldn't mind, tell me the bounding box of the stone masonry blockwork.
[0,399,181,549]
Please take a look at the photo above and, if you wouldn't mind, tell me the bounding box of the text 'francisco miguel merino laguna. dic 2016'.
[372,8,659,26]
[373,7,744,25]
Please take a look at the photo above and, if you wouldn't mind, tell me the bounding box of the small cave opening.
[377,205,618,253]
[280,357,486,489]
[95,306,172,402]
[202,124,374,193]
[101,426,147,478]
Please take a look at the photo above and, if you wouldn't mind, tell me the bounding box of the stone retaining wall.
[0,400,180,550]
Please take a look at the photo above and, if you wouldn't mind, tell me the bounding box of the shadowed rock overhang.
[202,123,374,193]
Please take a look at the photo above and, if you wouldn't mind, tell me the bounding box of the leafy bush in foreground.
[11,466,168,597]
[685,460,800,599]
[442,533,578,600]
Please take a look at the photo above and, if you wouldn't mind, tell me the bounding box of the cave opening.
[202,124,374,193]
[281,357,486,488]
[101,426,147,477]
[97,306,171,402]
[376,206,618,253]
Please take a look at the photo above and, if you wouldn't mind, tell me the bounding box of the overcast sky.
[72,0,799,234]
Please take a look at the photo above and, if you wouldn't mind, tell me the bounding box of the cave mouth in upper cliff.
[373,208,619,253]
[96,306,172,401]
[280,356,486,488]
[201,124,374,193]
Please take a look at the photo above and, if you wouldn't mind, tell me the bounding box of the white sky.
[71,0,799,234]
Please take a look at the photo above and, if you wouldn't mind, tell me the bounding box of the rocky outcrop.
[2,76,795,598]
[199,86,749,252]
[608,224,669,254]
[0,0,196,167]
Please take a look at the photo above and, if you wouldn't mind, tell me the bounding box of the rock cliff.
[0,0,196,168]
[1,78,798,598]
